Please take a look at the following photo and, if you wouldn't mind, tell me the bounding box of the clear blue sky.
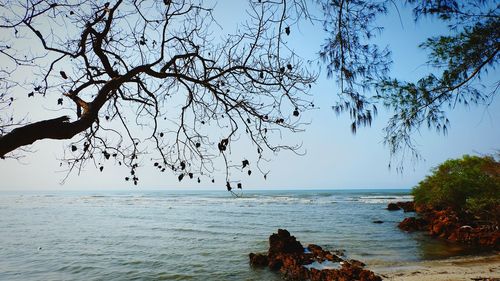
[0,1,498,191]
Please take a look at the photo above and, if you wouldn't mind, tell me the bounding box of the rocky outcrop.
[387,203,400,211]
[269,229,304,256]
[397,205,500,250]
[386,201,415,212]
[396,201,415,212]
[249,229,382,281]
[398,217,427,231]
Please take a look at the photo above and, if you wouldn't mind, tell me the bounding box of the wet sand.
[372,254,500,281]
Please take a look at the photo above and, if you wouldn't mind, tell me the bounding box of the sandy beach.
[373,254,500,281]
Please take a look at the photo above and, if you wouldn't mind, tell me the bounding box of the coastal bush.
[412,155,500,217]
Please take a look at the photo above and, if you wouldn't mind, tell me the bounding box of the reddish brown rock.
[268,254,284,271]
[396,203,499,250]
[387,201,415,212]
[307,244,324,256]
[249,253,268,267]
[454,225,500,249]
[358,269,382,281]
[269,229,304,256]
[396,201,415,212]
[250,229,382,281]
[348,259,366,268]
[307,244,342,262]
[387,202,400,211]
[428,209,458,238]
[398,217,428,231]
[324,252,342,262]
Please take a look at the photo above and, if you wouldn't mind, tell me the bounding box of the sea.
[0,189,488,281]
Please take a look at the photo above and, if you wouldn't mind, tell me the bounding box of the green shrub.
[412,155,500,214]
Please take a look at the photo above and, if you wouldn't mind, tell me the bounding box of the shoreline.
[370,254,500,281]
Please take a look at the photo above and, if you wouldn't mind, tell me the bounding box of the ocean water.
[0,189,484,280]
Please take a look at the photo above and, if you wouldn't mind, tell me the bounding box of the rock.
[359,269,383,281]
[268,255,283,271]
[398,217,427,231]
[250,229,382,281]
[387,203,401,211]
[348,259,366,268]
[307,244,323,255]
[396,201,415,212]
[331,249,345,257]
[396,203,500,250]
[324,252,342,262]
[478,230,500,249]
[424,209,460,238]
[249,253,268,267]
[269,229,304,257]
[372,220,384,224]
[307,244,343,262]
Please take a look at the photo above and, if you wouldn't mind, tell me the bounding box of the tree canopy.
[0,0,316,189]
[412,154,500,219]
[319,0,499,167]
[0,0,498,187]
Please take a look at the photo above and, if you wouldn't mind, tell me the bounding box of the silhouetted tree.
[0,0,315,186]
[0,0,498,185]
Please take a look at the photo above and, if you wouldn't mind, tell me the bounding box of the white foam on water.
[358,195,413,204]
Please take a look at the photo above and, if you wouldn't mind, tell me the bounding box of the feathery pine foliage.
[319,0,499,166]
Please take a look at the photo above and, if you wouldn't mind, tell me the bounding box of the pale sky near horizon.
[1,1,499,191]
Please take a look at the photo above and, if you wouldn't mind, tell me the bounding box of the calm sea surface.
[0,189,485,280]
